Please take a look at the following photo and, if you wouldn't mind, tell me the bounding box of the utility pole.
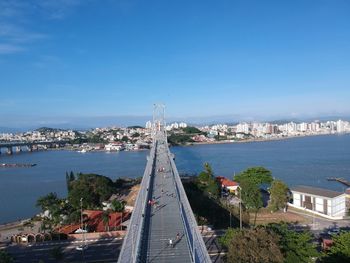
[80,198,83,231]
[237,186,242,230]
[80,197,86,262]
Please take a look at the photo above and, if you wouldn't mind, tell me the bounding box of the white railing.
[167,144,211,263]
[118,141,156,263]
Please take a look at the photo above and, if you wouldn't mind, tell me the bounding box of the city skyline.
[1,0,350,126]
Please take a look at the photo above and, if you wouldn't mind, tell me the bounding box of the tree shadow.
[183,181,239,228]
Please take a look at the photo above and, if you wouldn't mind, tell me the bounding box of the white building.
[289,185,348,219]
[179,122,187,128]
[236,122,250,133]
[145,121,152,129]
[105,143,123,151]
[337,119,346,133]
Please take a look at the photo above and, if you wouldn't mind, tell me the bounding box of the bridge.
[118,105,211,263]
[0,141,68,155]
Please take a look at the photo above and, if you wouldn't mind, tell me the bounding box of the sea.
[0,134,349,224]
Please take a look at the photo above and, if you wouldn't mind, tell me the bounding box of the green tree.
[65,171,75,192]
[131,132,140,138]
[239,179,263,225]
[266,223,318,263]
[269,180,289,212]
[167,133,194,145]
[235,167,273,186]
[0,250,14,263]
[322,231,350,263]
[219,228,239,248]
[36,192,61,212]
[36,192,64,226]
[197,163,219,198]
[64,210,81,224]
[121,136,129,142]
[111,200,125,212]
[204,162,213,176]
[102,211,110,231]
[227,228,283,263]
[68,173,116,209]
[182,126,201,134]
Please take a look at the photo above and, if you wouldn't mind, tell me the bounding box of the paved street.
[3,237,123,263]
[288,208,350,232]
[2,230,225,263]
[202,230,225,263]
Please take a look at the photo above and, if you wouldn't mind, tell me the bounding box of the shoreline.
[2,133,348,154]
[1,132,349,228]
[183,132,349,147]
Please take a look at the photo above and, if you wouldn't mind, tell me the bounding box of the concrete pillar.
[15,146,22,153]
[27,145,33,152]
[7,147,13,155]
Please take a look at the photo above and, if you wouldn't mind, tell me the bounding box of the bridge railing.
[167,146,212,263]
[117,141,156,263]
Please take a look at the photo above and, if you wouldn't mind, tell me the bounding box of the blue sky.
[0,0,350,127]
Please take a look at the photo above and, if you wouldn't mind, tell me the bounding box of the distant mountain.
[1,114,349,132]
[0,127,28,133]
[35,127,67,132]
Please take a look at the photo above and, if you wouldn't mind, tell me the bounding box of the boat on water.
[1,163,37,168]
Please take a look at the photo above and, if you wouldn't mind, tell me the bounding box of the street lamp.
[80,198,83,231]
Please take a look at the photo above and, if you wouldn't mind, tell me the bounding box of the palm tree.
[102,211,110,232]
[111,200,125,212]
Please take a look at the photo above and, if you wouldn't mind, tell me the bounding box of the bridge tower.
[152,103,166,136]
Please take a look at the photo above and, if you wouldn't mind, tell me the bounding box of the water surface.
[1,134,349,224]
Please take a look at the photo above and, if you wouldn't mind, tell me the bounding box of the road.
[288,208,350,232]
[1,230,225,263]
[3,237,123,263]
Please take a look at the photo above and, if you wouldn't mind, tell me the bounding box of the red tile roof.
[59,224,80,235]
[59,210,131,234]
[216,176,239,187]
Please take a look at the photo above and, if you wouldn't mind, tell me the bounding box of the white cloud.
[36,0,82,19]
[0,24,47,43]
[0,0,85,55]
[0,43,24,54]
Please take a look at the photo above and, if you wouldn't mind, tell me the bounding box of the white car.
[76,245,88,251]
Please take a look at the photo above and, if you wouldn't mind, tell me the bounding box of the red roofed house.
[59,210,130,235]
[83,210,130,232]
[216,176,239,194]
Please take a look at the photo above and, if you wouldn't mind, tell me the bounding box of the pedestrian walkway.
[118,131,211,263]
[141,141,192,262]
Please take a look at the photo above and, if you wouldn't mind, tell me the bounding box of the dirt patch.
[124,184,140,206]
[251,210,311,225]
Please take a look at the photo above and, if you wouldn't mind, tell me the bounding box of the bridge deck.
[118,131,211,263]
[141,141,192,262]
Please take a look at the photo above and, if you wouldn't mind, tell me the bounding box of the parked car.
[76,245,88,251]
[327,228,340,235]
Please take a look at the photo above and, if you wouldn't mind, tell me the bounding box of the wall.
[68,230,126,240]
[331,195,346,217]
